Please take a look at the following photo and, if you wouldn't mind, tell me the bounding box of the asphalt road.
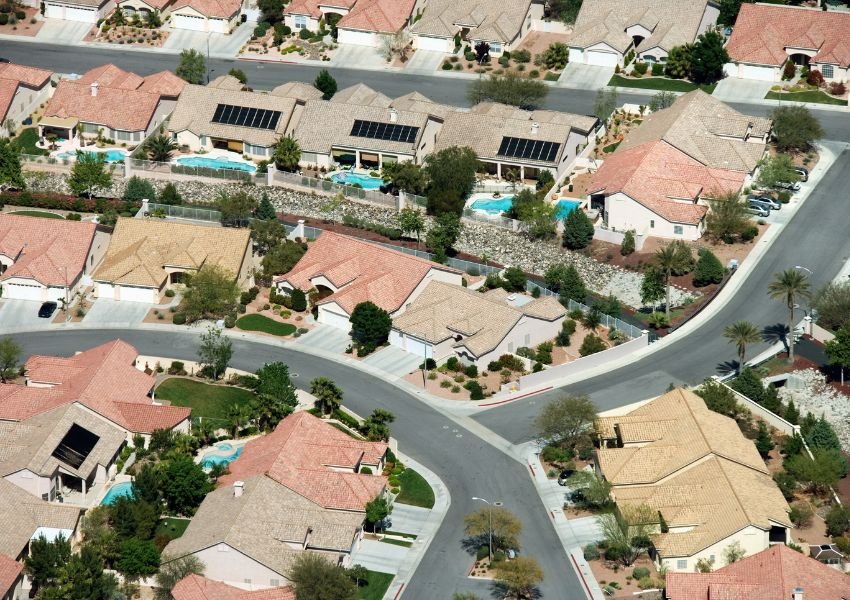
[5,42,850,140]
[11,329,582,600]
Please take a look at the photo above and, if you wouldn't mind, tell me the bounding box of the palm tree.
[723,321,762,373]
[273,135,301,172]
[207,463,230,483]
[309,376,343,415]
[146,134,178,162]
[654,241,692,321]
[582,309,602,333]
[768,268,812,363]
[227,404,249,439]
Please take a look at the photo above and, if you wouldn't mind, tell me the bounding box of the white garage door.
[586,50,620,67]
[3,282,45,301]
[96,282,116,300]
[338,29,378,47]
[739,63,776,82]
[208,17,230,33]
[318,306,352,330]
[65,5,96,21]
[44,2,65,18]
[118,285,157,303]
[46,287,68,302]
[172,13,207,31]
[414,34,451,53]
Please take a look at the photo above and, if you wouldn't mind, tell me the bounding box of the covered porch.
[37,116,79,149]
[331,146,402,170]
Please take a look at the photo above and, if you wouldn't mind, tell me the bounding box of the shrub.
[224,315,235,328]
[164,289,176,297]
[633,62,648,75]
[578,446,593,461]
[529,69,540,78]
[583,544,600,561]
[464,364,478,378]
[465,50,476,61]
[782,61,796,80]
[740,225,758,241]
[290,288,307,312]
[446,356,460,371]
[620,230,635,256]
[829,81,846,96]
[777,190,791,203]
[464,380,484,400]
[632,567,650,580]
[513,49,531,63]
[440,380,452,388]
[172,313,186,325]
[541,445,574,463]
[498,55,510,67]
[488,360,502,372]
[806,69,824,87]
[579,334,607,357]
[299,28,312,39]
[0,14,8,24]
[388,475,400,487]
[498,354,525,372]
[789,502,814,528]
[692,248,724,287]
[360,466,372,475]
[419,358,437,370]
[451,385,461,393]
[651,63,663,76]
[826,504,850,537]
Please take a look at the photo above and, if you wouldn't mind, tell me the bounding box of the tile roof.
[164,475,363,575]
[337,0,415,33]
[0,340,189,434]
[0,213,96,287]
[219,412,388,511]
[331,83,392,107]
[0,553,22,599]
[390,92,453,118]
[411,0,531,43]
[436,103,597,166]
[0,478,79,558]
[270,81,324,101]
[0,64,52,121]
[727,4,850,69]
[570,0,712,54]
[617,90,771,173]
[589,140,741,225]
[665,544,850,600]
[92,218,251,289]
[393,280,565,358]
[136,70,186,98]
[284,0,356,18]
[170,0,242,18]
[274,231,460,316]
[169,84,297,148]
[172,574,295,600]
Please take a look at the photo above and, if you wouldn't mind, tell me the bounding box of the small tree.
[557,264,587,304]
[423,146,479,216]
[0,336,22,383]
[425,213,463,263]
[767,268,811,363]
[25,534,71,592]
[176,49,206,84]
[365,496,390,532]
[398,207,425,246]
[692,248,724,286]
[696,378,740,417]
[689,30,728,84]
[161,454,213,515]
[665,44,694,79]
[251,219,286,255]
[806,416,841,451]
[181,265,239,323]
[788,502,813,528]
[116,538,161,581]
[68,150,112,199]
[593,88,619,122]
[474,40,490,64]
[218,191,257,227]
[620,230,635,256]
[648,90,676,112]
[290,288,307,312]
[255,192,276,220]
[825,324,850,385]
[289,553,357,600]
[705,191,751,243]
[722,540,746,565]
[757,154,799,190]
[273,135,301,172]
[812,282,850,331]
[579,334,607,356]
[0,137,25,190]
[640,266,665,309]
[360,409,394,441]
[534,394,597,451]
[467,73,548,110]
[723,321,761,374]
[755,421,775,458]
[310,376,343,415]
[597,507,654,566]
[253,361,298,430]
[124,175,157,202]
[160,182,182,205]
[198,326,233,380]
[349,301,392,351]
[655,240,693,320]
[227,68,247,84]
[314,69,338,100]
[564,471,611,508]
[154,555,205,600]
[382,161,426,195]
[464,506,522,554]
[262,240,306,277]
[319,192,344,224]
[562,208,594,250]
[770,105,824,153]
[145,133,178,162]
[496,556,543,599]
[825,504,850,537]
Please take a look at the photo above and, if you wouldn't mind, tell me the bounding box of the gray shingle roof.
[412,0,531,43]
[0,478,80,558]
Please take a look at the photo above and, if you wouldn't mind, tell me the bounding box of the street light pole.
[472,496,494,561]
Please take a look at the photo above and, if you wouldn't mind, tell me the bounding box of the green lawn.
[11,127,48,156]
[384,531,417,539]
[155,517,190,540]
[395,469,435,509]
[236,314,296,336]
[154,378,255,420]
[602,141,621,154]
[765,90,846,106]
[608,74,716,94]
[358,570,394,600]
[379,537,413,548]
[7,210,64,219]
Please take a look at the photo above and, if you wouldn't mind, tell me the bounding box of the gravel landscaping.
[779,368,850,452]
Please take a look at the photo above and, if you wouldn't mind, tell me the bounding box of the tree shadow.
[461,535,486,555]
[491,581,543,600]
[762,323,788,350]
[716,360,739,376]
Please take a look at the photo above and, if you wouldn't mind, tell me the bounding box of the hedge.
[0,191,141,214]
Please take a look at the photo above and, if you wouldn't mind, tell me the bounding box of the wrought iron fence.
[146,202,222,222]
[462,208,525,231]
[273,171,398,208]
[130,158,254,183]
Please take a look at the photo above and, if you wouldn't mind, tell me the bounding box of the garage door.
[172,13,207,31]
[44,2,65,18]
[208,17,230,33]
[586,50,620,67]
[96,282,116,300]
[739,63,776,82]
[3,282,45,301]
[338,29,377,47]
[65,5,96,21]
[414,34,451,53]
[46,287,67,302]
[118,285,157,303]
[318,306,352,330]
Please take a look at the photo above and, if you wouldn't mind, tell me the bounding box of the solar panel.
[349,119,419,144]
[211,104,281,131]
[52,424,100,470]
[497,136,561,163]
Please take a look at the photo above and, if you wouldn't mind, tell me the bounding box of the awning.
[39,116,79,129]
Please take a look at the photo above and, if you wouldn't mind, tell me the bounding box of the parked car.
[557,469,575,486]
[793,166,809,182]
[748,195,781,210]
[775,180,801,192]
[38,301,57,318]
[745,204,770,217]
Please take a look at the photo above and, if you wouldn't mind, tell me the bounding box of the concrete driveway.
[332,44,388,70]
[387,503,431,536]
[559,63,614,90]
[405,49,445,74]
[0,300,55,330]
[163,24,254,58]
[83,299,151,326]
[712,77,773,102]
[37,20,91,43]
[350,538,407,574]
[293,324,351,353]
[361,346,422,376]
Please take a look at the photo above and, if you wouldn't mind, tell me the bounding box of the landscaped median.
[607,74,716,94]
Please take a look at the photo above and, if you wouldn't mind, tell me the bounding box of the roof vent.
[233,481,244,498]
[507,294,516,301]
[792,588,804,600]
[531,122,539,135]
[389,108,398,123]
[90,82,98,97]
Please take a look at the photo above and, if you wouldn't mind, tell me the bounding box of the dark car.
[38,301,57,318]
[557,469,575,486]
[0,58,9,64]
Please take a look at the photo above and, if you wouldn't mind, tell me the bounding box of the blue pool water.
[200,446,244,469]
[331,172,384,190]
[470,196,515,214]
[101,482,134,505]
[175,156,257,172]
[554,199,582,219]
[216,442,234,451]
[56,149,126,163]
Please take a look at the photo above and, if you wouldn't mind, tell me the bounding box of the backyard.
[154,378,255,420]
[11,128,47,156]
[155,517,190,541]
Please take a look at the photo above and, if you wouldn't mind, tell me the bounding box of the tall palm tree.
[227,404,249,439]
[654,241,692,321]
[723,321,762,373]
[145,134,178,162]
[273,135,301,172]
[767,268,812,363]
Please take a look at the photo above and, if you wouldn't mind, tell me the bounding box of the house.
[92,217,253,303]
[595,388,791,573]
[43,0,113,22]
[665,545,850,599]
[0,213,109,302]
[725,4,850,83]
[435,102,598,182]
[169,78,301,160]
[0,64,53,138]
[172,574,295,600]
[116,0,171,21]
[168,0,245,32]
[0,340,191,448]
[411,0,539,56]
[164,412,388,590]
[568,0,719,68]
[335,0,416,47]
[283,0,357,34]
[391,281,566,367]
[810,543,844,567]
[273,231,463,330]
[40,65,185,147]
[588,90,771,240]
[0,478,81,600]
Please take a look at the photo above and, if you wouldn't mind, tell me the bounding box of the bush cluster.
[0,191,139,214]
[342,214,402,240]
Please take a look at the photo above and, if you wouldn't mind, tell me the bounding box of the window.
[821,64,834,78]
[673,225,683,235]
[709,555,715,563]
[490,43,502,54]
[643,55,655,64]
[294,15,307,29]
[649,219,655,229]
[270,579,280,587]
[244,579,252,585]
[676,560,687,570]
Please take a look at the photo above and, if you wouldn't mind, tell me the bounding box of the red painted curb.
[237,57,298,64]
[478,386,553,407]
[392,583,405,600]
[570,553,595,599]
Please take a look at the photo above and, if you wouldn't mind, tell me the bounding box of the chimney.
[233,481,244,498]
[792,588,804,600]
[90,82,98,97]
[389,108,398,123]
[531,122,539,135]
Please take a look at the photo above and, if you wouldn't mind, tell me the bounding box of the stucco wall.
[193,543,288,590]
[2,83,52,136]
[146,99,176,137]
[5,469,55,500]
[658,525,778,572]
[604,192,703,240]
[85,229,111,276]
[414,117,443,164]
[468,314,564,368]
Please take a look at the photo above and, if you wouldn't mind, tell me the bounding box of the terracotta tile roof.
[393,281,565,357]
[284,0,356,18]
[173,574,295,600]
[727,4,850,69]
[171,0,241,18]
[665,545,850,600]
[617,90,771,173]
[338,0,415,33]
[0,340,188,434]
[0,553,22,599]
[164,475,363,576]
[137,70,186,98]
[93,218,251,289]
[570,0,712,54]
[0,213,96,287]
[274,232,461,316]
[219,412,388,511]
[411,0,531,43]
[589,140,741,225]
[0,478,79,558]
[76,64,143,90]
[0,63,52,89]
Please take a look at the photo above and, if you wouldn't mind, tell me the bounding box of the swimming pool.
[55,149,127,163]
[215,442,234,451]
[174,156,257,172]
[200,446,244,469]
[469,196,514,214]
[554,199,582,219]
[100,481,134,505]
[330,172,384,190]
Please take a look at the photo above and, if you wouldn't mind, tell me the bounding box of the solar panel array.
[212,104,282,131]
[497,136,560,162]
[350,119,419,143]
